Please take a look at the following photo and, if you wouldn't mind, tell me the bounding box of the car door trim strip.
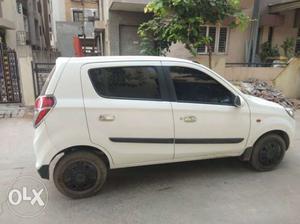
[109,138,244,144]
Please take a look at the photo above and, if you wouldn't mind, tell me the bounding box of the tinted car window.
[89,66,161,100]
[169,66,234,105]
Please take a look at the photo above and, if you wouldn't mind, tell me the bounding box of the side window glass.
[89,66,162,100]
[169,66,234,105]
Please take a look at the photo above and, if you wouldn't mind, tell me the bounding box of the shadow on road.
[99,157,254,195]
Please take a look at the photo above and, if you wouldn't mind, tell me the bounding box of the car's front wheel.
[250,134,286,171]
[53,151,107,199]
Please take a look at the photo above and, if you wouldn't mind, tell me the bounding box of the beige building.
[0,0,57,105]
[95,0,256,63]
[168,0,256,65]
[52,0,100,56]
[258,0,300,57]
[0,0,18,48]
[64,0,98,22]
[95,0,300,67]
[96,0,155,56]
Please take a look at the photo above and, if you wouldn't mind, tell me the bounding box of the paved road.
[0,113,300,224]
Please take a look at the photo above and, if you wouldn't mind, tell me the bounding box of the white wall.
[51,0,66,47]
[275,58,300,98]
[2,0,17,49]
[17,46,35,106]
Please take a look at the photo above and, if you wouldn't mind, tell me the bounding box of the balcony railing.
[226,62,287,68]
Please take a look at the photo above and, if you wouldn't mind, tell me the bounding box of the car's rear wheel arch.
[51,145,111,169]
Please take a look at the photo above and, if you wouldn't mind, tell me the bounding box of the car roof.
[58,56,196,65]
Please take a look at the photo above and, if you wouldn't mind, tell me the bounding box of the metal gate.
[32,63,55,98]
[0,44,21,103]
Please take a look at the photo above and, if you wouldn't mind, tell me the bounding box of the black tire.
[53,151,107,199]
[250,134,286,171]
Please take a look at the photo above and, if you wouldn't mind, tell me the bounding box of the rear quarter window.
[88,66,162,100]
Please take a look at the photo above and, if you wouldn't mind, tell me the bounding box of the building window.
[0,28,5,44]
[268,27,273,44]
[73,10,84,22]
[33,0,37,12]
[218,27,228,53]
[294,9,300,27]
[256,27,262,54]
[16,0,22,14]
[208,27,216,53]
[37,0,41,14]
[16,31,27,46]
[296,28,300,54]
[0,0,2,17]
[198,26,228,54]
[34,19,39,40]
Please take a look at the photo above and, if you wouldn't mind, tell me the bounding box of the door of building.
[119,25,141,56]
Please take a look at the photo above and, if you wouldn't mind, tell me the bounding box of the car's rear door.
[81,61,174,167]
[162,61,250,159]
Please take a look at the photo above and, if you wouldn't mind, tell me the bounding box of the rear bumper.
[33,122,55,179]
[37,165,50,179]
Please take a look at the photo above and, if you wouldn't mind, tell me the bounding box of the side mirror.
[233,95,242,107]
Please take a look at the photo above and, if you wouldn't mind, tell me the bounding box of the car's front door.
[81,61,174,166]
[162,61,250,159]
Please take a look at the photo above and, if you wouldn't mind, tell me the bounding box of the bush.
[260,42,280,62]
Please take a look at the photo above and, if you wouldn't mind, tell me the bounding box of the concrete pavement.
[0,113,300,224]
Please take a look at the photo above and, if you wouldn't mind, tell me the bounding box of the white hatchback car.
[34,56,295,198]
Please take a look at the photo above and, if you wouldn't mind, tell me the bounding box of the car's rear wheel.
[250,134,286,171]
[53,151,107,199]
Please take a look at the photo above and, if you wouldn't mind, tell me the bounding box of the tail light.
[34,95,56,128]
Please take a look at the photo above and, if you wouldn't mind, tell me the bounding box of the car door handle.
[181,116,197,123]
[99,114,115,122]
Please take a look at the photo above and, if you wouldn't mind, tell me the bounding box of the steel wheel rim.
[258,141,282,166]
[63,161,98,192]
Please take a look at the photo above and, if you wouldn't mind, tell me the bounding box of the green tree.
[138,0,249,68]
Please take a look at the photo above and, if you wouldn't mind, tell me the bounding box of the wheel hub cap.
[259,142,282,166]
[63,161,98,192]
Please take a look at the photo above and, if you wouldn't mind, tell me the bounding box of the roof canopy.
[269,0,300,13]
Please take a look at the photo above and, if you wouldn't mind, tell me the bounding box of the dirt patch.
[232,79,299,109]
